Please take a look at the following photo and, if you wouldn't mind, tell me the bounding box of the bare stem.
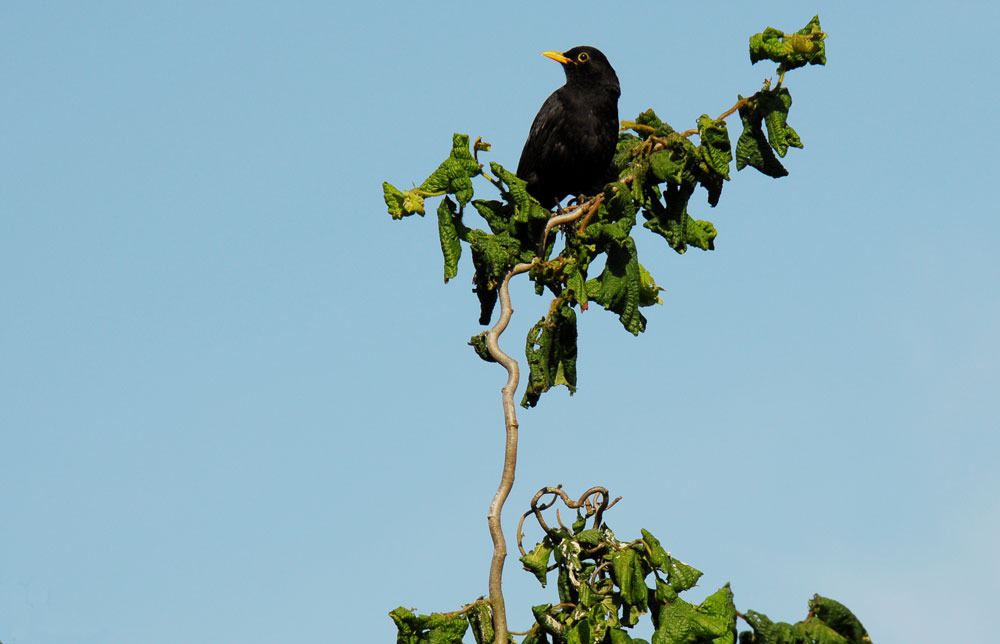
[680,94,754,138]
[541,201,589,252]
[484,261,532,644]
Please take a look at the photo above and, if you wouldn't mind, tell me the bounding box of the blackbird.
[516,46,621,209]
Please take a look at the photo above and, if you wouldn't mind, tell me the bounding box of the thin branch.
[442,598,490,618]
[577,194,605,236]
[484,260,533,644]
[526,486,620,537]
[586,561,612,589]
[680,94,754,138]
[555,508,568,532]
[541,200,592,252]
[516,509,531,557]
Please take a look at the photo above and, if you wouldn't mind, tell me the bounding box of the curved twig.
[484,261,533,644]
[442,598,490,618]
[555,508,568,532]
[516,510,532,557]
[526,486,622,538]
[586,561,613,590]
[541,197,598,252]
[680,94,755,138]
[576,194,605,235]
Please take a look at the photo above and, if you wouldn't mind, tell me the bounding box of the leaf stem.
[679,95,753,138]
[442,598,490,618]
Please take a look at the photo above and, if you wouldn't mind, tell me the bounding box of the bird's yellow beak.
[541,51,571,65]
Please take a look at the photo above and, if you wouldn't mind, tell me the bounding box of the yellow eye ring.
[577,52,590,63]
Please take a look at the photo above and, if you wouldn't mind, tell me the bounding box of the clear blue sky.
[2,2,997,642]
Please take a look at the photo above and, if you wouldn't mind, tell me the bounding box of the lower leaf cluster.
[389,516,871,644]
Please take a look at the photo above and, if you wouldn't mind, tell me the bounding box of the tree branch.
[484,260,532,644]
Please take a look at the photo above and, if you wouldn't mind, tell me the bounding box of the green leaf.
[467,230,521,285]
[521,629,546,644]
[667,556,703,593]
[532,604,566,638]
[798,619,849,644]
[649,149,687,185]
[466,602,493,644]
[405,190,427,215]
[740,597,868,644]
[640,529,669,570]
[697,115,733,180]
[418,133,482,206]
[468,333,496,363]
[553,537,585,603]
[749,27,789,66]
[492,160,552,251]
[759,88,802,158]
[467,229,519,326]
[651,586,735,644]
[566,619,592,644]
[522,302,578,408]
[388,607,468,644]
[611,547,649,610]
[586,236,647,335]
[423,612,469,644]
[737,610,774,644]
[615,134,644,172]
[627,109,675,139]
[638,263,664,306]
[436,198,462,282]
[654,578,678,604]
[473,279,498,326]
[749,16,826,71]
[521,541,554,586]
[492,161,536,214]
[735,96,788,178]
[389,606,423,644]
[809,595,870,644]
[575,528,602,546]
[642,185,716,254]
[609,628,635,644]
[652,598,704,644]
[565,261,589,308]
[472,199,510,234]
[384,182,415,219]
[699,585,737,644]
[789,16,827,68]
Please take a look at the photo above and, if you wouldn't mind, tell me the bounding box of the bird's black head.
[543,46,620,96]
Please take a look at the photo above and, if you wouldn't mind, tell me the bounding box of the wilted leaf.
[759,88,802,158]
[735,96,789,177]
[586,237,646,335]
[521,541,554,586]
[697,115,733,179]
[436,198,462,281]
[522,303,578,407]
[749,16,826,71]
[809,595,870,644]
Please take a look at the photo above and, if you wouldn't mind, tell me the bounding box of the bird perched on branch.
[516,46,621,209]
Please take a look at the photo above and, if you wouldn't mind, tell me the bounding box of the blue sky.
[2,1,997,642]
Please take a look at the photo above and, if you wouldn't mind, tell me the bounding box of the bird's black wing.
[516,89,573,190]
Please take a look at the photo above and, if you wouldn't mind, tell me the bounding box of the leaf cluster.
[749,15,827,75]
[389,490,871,644]
[382,16,824,408]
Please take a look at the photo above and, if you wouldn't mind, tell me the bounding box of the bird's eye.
[577,52,590,63]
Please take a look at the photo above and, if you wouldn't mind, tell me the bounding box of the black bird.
[517,46,621,209]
